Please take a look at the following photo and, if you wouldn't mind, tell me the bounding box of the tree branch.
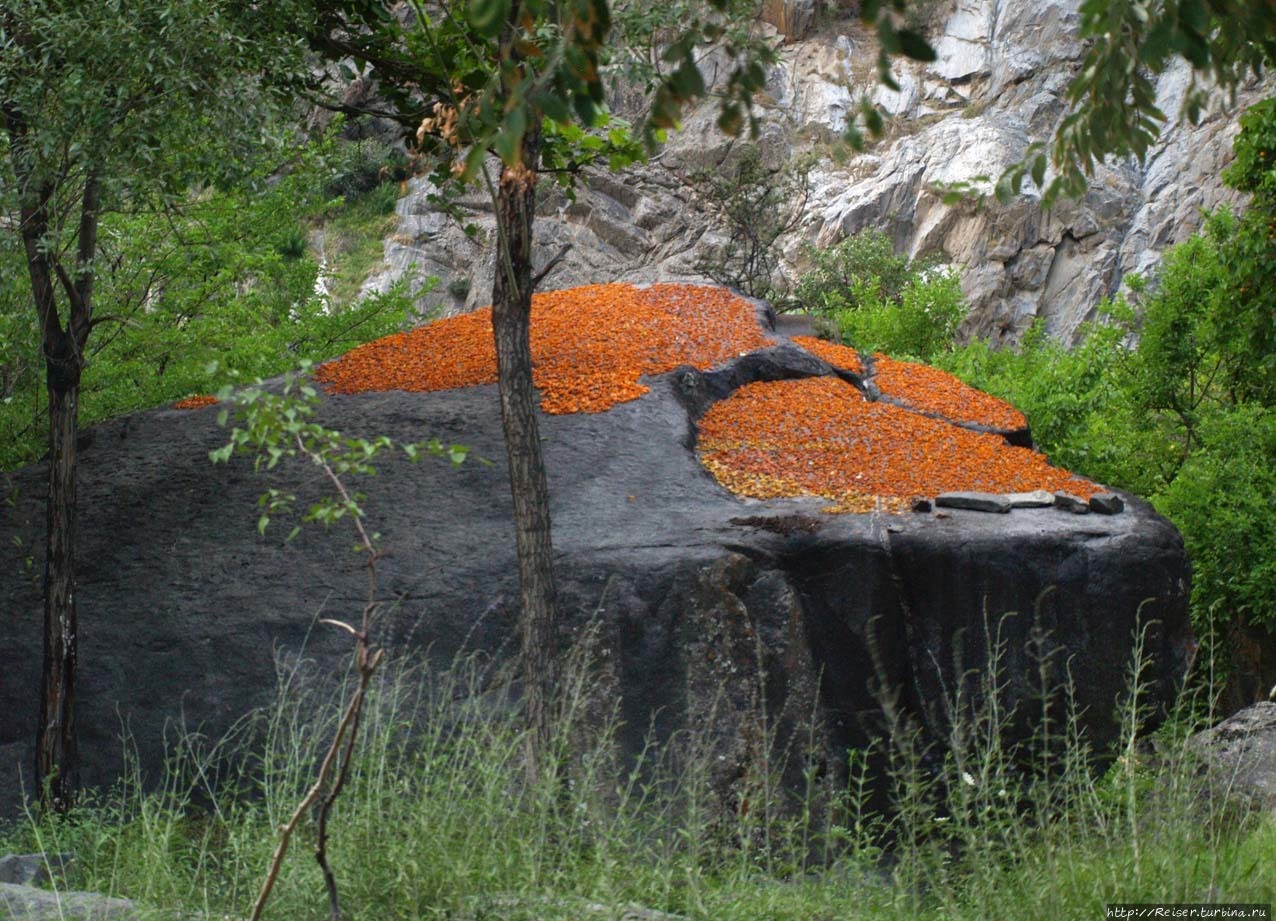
[531,243,571,290]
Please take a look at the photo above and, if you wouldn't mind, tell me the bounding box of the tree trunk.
[16,170,98,813]
[491,125,558,783]
[37,355,81,812]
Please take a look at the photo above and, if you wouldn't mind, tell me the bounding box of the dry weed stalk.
[249,433,385,921]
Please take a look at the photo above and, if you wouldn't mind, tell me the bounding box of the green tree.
[0,0,303,810]
[302,0,788,777]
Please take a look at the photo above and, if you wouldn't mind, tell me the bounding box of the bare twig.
[248,436,386,921]
[531,243,572,290]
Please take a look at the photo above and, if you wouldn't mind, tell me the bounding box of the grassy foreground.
[1,643,1273,920]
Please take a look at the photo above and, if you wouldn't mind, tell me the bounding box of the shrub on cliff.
[795,230,961,362]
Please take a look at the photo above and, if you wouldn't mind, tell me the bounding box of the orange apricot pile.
[173,395,218,410]
[313,283,773,414]
[871,354,1026,431]
[697,377,1097,511]
[308,281,1092,513]
[791,335,865,376]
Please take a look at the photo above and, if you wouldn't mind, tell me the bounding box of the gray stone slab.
[0,853,73,887]
[935,492,1012,513]
[1054,492,1092,514]
[0,883,136,920]
[1005,489,1055,508]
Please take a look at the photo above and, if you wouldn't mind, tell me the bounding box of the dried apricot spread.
[173,395,218,410]
[696,377,1096,510]
[313,282,772,414]
[311,282,1093,512]
[871,354,1026,431]
[791,336,866,376]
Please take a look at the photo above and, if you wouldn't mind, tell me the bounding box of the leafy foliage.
[211,363,466,541]
[989,0,1276,203]
[796,230,923,315]
[1157,405,1276,633]
[795,230,960,361]
[322,136,412,200]
[0,149,414,471]
[939,314,1143,491]
[835,269,965,363]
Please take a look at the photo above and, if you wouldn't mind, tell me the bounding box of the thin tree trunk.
[37,360,80,812]
[491,125,558,783]
[16,170,97,813]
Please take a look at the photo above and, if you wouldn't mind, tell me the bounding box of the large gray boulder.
[0,331,1191,820]
[1189,702,1276,816]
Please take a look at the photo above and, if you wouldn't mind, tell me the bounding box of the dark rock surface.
[1053,492,1092,514]
[0,352,1193,819]
[1090,493,1126,515]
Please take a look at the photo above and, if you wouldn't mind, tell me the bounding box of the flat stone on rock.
[1089,493,1125,515]
[1054,492,1091,514]
[1005,489,1055,508]
[935,492,1012,513]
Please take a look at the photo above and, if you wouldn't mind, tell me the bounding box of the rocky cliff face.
[363,0,1267,344]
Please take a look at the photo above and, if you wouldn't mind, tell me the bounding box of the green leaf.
[468,0,511,38]
[717,103,743,137]
[669,60,706,100]
[535,91,571,124]
[896,29,936,62]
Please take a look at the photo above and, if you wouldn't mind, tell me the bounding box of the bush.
[835,269,965,362]
[1157,404,1276,632]
[796,229,961,362]
[938,312,1143,489]
[795,229,921,317]
[323,136,411,202]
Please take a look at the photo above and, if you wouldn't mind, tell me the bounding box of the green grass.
[320,184,404,309]
[2,637,1272,921]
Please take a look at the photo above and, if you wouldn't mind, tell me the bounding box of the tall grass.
[2,626,1273,920]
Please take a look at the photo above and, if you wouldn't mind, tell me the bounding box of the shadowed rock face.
[0,342,1191,819]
